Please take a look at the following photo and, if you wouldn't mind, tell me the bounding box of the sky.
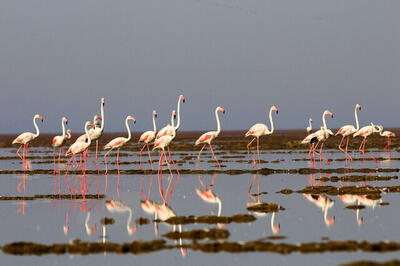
[0,0,399,134]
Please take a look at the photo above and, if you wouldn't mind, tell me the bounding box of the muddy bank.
[1,167,397,176]
[0,194,104,200]
[319,175,398,183]
[341,260,400,266]
[159,214,256,225]
[164,228,229,240]
[5,239,400,256]
[247,203,285,213]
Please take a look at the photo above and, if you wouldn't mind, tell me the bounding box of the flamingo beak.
[276,109,279,114]
[65,120,68,125]
[39,116,44,122]
[181,95,185,103]
[222,109,225,114]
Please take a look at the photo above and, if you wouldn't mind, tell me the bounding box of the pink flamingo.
[377,125,396,151]
[88,98,105,163]
[336,104,361,166]
[103,115,136,192]
[138,110,157,171]
[306,118,313,134]
[64,121,95,196]
[156,95,185,139]
[301,110,334,168]
[52,117,69,193]
[195,106,225,169]
[245,105,278,169]
[153,111,177,204]
[12,114,44,170]
[353,123,380,167]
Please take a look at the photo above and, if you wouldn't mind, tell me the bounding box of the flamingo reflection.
[303,193,335,227]
[196,174,225,228]
[247,173,280,234]
[105,199,137,235]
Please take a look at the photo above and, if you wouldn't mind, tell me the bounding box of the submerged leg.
[246,137,257,168]
[209,143,221,168]
[138,143,146,170]
[195,144,207,169]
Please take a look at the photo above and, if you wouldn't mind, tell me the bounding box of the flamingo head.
[63,225,69,235]
[272,223,280,234]
[101,97,105,105]
[327,216,335,227]
[128,226,138,236]
[358,217,363,226]
[271,105,278,114]
[217,107,225,114]
[153,110,157,117]
[356,104,361,111]
[62,117,68,125]
[90,122,95,128]
[325,110,333,118]
[87,225,97,235]
[180,94,185,103]
[309,118,312,123]
[35,114,44,122]
[127,116,136,124]
[375,125,383,133]
[172,110,177,119]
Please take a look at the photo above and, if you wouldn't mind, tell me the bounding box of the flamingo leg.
[314,142,329,168]
[246,137,257,168]
[58,147,62,195]
[256,137,261,169]
[196,144,207,169]
[209,143,221,168]
[138,143,146,170]
[140,175,146,199]
[146,143,154,171]
[308,144,313,169]
[25,144,30,170]
[248,173,257,202]
[63,156,73,198]
[157,150,165,203]
[16,144,25,170]
[338,135,347,166]
[198,174,207,190]
[167,146,179,175]
[363,139,377,164]
[73,155,79,194]
[104,147,114,176]
[147,175,153,200]
[345,136,353,165]
[53,147,56,193]
[164,151,174,196]
[86,152,99,173]
[117,148,120,193]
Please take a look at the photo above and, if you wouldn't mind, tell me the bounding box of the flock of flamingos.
[11,95,396,199]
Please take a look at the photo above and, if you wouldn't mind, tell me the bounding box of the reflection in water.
[303,193,335,227]
[105,200,137,235]
[196,174,224,228]
[85,210,97,236]
[247,174,280,235]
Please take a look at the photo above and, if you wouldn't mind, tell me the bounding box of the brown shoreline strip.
[157,214,256,225]
[4,239,400,256]
[0,167,398,176]
[0,194,105,201]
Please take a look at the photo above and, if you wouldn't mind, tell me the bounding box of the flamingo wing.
[104,137,126,150]
[195,132,215,145]
[12,132,34,144]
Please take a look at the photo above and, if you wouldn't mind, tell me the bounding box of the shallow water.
[1,131,399,265]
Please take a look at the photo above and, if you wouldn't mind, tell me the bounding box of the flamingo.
[245,105,278,169]
[64,121,95,196]
[52,117,69,193]
[376,125,396,151]
[195,106,225,169]
[76,115,101,142]
[301,110,334,168]
[12,114,44,170]
[103,115,136,192]
[89,98,105,162]
[138,110,157,171]
[153,111,177,204]
[306,118,313,134]
[156,94,185,139]
[353,122,380,167]
[105,200,137,235]
[335,104,361,166]
[84,210,97,236]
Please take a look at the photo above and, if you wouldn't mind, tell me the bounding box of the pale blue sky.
[0,0,399,133]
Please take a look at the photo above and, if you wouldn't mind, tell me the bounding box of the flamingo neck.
[322,111,328,130]
[215,108,221,136]
[354,106,360,130]
[152,113,157,133]
[175,98,182,131]
[127,208,132,233]
[33,116,40,138]
[125,117,132,142]
[61,119,66,139]
[66,130,72,139]
[100,101,105,132]
[268,106,275,134]
[84,122,92,146]
[217,198,222,217]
